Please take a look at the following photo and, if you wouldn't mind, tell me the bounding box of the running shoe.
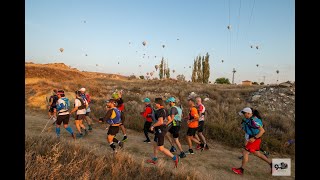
[146,159,157,165]
[232,167,244,175]
[119,141,124,149]
[170,146,177,152]
[179,152,187,158]
[185,149,194,155]
[122,136,128,142]
[196,144,201,150]
[143,140,151,143]
[204,144,209,150]
[71,133,76,140]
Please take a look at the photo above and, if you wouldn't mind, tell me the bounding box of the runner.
[195,97,209,150]
[103,99,123,152]
[112,90,128,142]
[48,89,58,120]
[70,90,89,138]
[55,90,75,140]
[232,107,272,175]
[185,98,204,154]
[79,87,93,131]
[146,98,179,168]
[165,97,186,158]
[140,98,153,143]
[238,108,269,159]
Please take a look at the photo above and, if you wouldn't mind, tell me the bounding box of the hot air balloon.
[256,45,259,49]
[59,48,64,53]
[139,65,142,67]
[147,72,149,76]
[155,65,159,71]
[276,70,279,74]
[129,41,131,44]
[256,64,259,67]
[148,56,149,59]
[189,66,191,68]
[154,56,157,58]
[96,64,98,66]
[150,72,154,76]
[227,25,231,30]
[118,62,120,64]
[142,41,147,46]
[222,60,224,63]
[250,45,253,48]
[177,38,179,40]
[85,54,88,56]
[162,45,165,48]
[172,70,175,73]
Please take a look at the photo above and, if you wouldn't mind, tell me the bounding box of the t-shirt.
[155,108,168,125]
[197,103,205,121]
[188,106,199,128]
[56,98,69,115]
[75,98,87,115]
[116,98,125,111]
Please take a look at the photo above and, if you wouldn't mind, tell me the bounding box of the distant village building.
[242,80,252,86]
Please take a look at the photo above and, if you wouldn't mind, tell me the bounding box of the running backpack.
[61,97,70,110]
[150,108,157,122]
[76,98,87,110]
[107,108,122,125]
[242,117,263,136]
[171,106,182,126]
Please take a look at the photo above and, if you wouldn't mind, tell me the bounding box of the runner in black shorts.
[146,98,179,168]
[55,90,75,140]
[165,97,186,158]
[103,99,123,152]
[48,89,58,119]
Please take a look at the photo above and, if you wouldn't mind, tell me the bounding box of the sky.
[25,0,295,84]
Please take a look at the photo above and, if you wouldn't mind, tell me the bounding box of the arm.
[249,126,265,142]
[141,107,151,118]
[152,117,164,128]
[166,115,173,126]
[103,109,113,123]
[70,100,78,114]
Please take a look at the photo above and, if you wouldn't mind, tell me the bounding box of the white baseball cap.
[79,87,86,92]
[239,107,252,115]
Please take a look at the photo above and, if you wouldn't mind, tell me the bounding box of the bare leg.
[158,146,174,158]
[252,151,272,164]
[120,124,126,135]
[241,150,250,168]
[194,134,201,142]
[187,136,192,149]
[198,132,207,144]
[174,138,183,153]
[191,136,201,144]
[153,142,158,158]
[79,120,86,130]
[165,133,174,146]
[75,120,82,133]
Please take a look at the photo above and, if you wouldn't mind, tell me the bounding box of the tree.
[159,57,164,79]
[191,58,197,82]
[260,82,265,85]
[215,77,231,84]
[176,74,186,82]
[165,68,170,79]
[203,53,210,84]
[139,75,145,79]
[196,56,203,83]
[252,82,259,85]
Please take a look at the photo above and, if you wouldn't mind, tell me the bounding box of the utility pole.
[232,68,236,84]
[263,76,266,84]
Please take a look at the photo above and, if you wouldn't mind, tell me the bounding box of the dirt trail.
[26,111,295,180]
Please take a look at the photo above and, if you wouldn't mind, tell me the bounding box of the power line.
[249,0,256,26]
[236,0,242,43]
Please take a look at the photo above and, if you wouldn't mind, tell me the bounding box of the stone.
[279,82,292,88]
[279,93,286,97]
[252,95,261,101]
[259,88,267,92]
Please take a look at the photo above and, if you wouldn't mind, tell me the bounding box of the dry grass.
[25,63,295,156]
[25,133,201,180]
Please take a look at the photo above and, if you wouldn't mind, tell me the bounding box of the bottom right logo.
[272,158,291,176]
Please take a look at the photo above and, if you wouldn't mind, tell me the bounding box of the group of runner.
[140,96,210,168]
[47,88,273,174]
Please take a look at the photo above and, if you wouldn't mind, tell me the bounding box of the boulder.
[252,95,261,101]
[279,82,292,88]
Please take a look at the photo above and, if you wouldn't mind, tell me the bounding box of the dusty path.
[26,111,295,180]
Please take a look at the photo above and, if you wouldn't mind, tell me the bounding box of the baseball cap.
[112,92,119,99]
[57,90,64,95]
[239,107,252,115]
[79,87,86,92]
[144,98,151,103]
[166,97,176,103]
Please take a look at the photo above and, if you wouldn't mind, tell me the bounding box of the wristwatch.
[254,136,258,139]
